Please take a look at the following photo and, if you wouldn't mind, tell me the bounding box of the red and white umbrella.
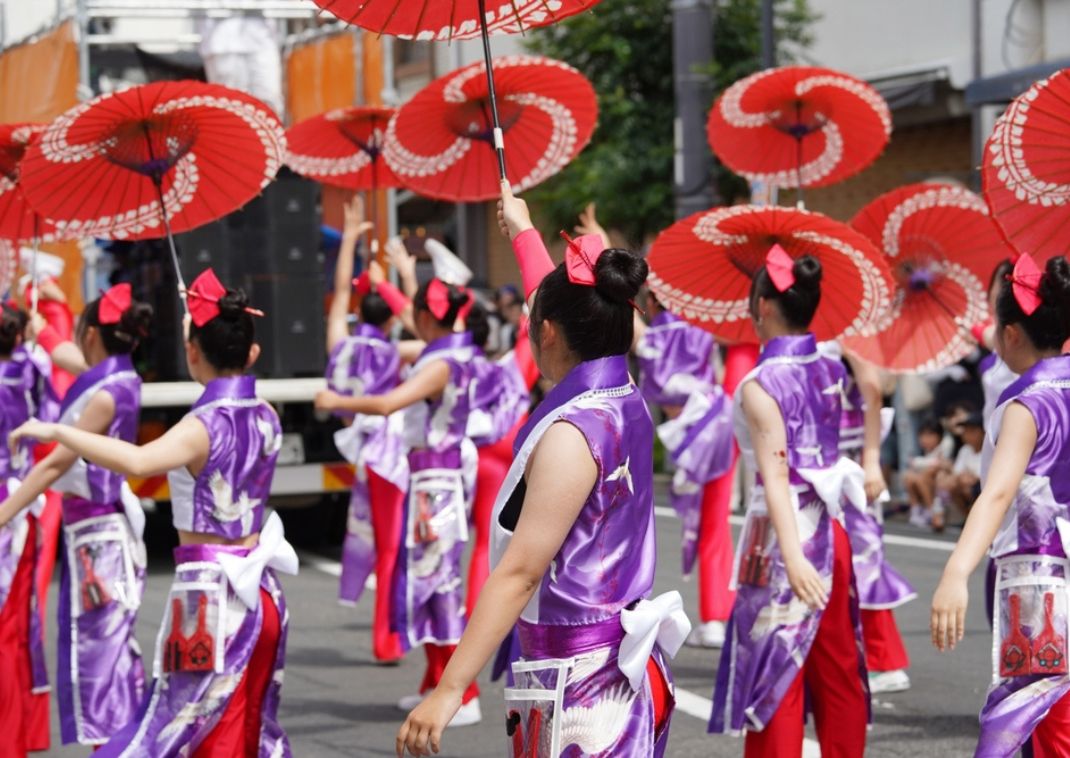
[285,106,400,191]
[708,66,892,196]
[383,55,597,202]
[647,204,893,344]
[20,80,285,297]
[983,67,1070,262]
[0,123,57,243]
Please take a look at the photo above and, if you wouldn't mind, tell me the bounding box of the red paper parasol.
[285,106,400,191]
[843,183,1007,373]
[983,68,1070,263]
[708,66,891,196]
[383,55,597,202]
[20,80,285,296]
[647,204,893,344]
[0,123,58,242]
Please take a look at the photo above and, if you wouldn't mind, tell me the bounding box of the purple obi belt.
[408,448,463,472]
[173,542,252,566]
[517,615,625,660]
[62,495,122,526]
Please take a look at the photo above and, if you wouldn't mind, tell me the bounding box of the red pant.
[860,608,910,672]
[467,426,518,616]
[34,490,62,628]
[419,644,479,704]
[699,343,758,622]
[745,522,867,758]
[0,517,50,756]
[193,588,280,757]
[368,470,405,662]
[1034,691,1070,757]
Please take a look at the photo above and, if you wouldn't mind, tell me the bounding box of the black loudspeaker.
[229,170,322,276]
[247,272,326,378]
[175,220,231,283]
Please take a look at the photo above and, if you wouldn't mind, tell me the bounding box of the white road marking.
[674,686,820,755]
[655,507,955,552]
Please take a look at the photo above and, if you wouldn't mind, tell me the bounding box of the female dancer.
[326,199,408,663]
[0,284,150,748]
[636,294,734,647]
[710,247,869,756]
[316,274,484,727]
[0,304,55,753]
[395,183,690,758]
[932,253,1070,757]
[11,269,298,755]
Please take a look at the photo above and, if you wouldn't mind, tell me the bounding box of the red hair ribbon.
[765,244,796,293]
[426,278,473,322]
[1007,252,1043,316]
[352,271,372,297]
[186,268,265,328]
[99,283,132,325]
[561,231,605,287]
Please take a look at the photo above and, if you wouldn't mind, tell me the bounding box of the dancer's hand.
[9,420,58,451]
[931,572,968,652]
[396,688,462,757]
[368,260,387,288]
[785,554,828,610]
[27,312,47,339]
[314,389,343,412]
[342,195,373,239]
[863,460,887,503]
[498,180,533,239]
[575,201,610,249]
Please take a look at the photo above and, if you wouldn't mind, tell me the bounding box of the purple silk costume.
[822,343,915,611]
[468,349,529,449]
[100,375,297,757]
[328,323,407,605]
[392,332,477,651]
[49,353,147,746]
[975,355,1070,758]
[490,355,689,757]
[637,310,733,576]
[710,334,870,735]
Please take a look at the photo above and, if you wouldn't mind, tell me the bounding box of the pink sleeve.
[513,229,555,299]
[375,281,410,316]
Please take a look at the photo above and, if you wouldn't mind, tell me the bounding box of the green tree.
[524,0,818,246]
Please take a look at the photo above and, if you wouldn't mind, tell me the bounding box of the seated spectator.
[902,417,950,530]
[934,412,984,526]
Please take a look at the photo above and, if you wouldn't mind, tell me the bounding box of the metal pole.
[477,0,508,181]
[969,0,984,190]
[0,1,6,51]
[671,0,716,219]
[76,0,92,100]
[760,0,775,69]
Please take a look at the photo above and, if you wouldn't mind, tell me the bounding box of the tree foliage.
[524,0,818,246]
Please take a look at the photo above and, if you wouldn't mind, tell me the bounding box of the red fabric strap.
[513,229,555,300]
[376,281,410,317]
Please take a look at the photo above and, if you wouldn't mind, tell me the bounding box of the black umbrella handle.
[478,0,508,181]
[152,176,190,317]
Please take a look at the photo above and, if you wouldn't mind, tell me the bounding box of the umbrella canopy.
[0,123,57,242]
[20,80,285,242]
[383,55,597,202]
[285,106,402,191]
[707,65,892,190]
[983,67,1070,263]
[308,0,600,41]
[844,183,1008,373]
[647,204,893,344]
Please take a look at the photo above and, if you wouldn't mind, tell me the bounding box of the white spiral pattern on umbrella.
[880,185,989,259]
[386,0,573,41]
[988,74,1070,208]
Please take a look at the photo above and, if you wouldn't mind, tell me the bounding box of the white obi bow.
[618,590,692,691]
[796,456,867,522]
[217,511,299,610]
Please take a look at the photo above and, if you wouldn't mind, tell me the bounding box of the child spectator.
[903,418,950,530]
[935,412,984,525]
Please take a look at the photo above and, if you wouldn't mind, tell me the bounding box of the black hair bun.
[792,255,823,293]
[119,302,153,339]
[1042,255,1070,327]
[218,289,250,321]
[594,248,648,305]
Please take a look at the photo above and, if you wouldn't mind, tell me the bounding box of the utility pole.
[761,0,775,68]
[671,0,716,219]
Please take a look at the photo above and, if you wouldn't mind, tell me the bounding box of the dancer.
[0,284,150,748]
[11,269,297,755]
[0,304,55,754]
[316,274,484,727]
[326,199,408,664]
[932,254,1070,757]
[710,247,869,757]
[395,182,690,758]
[830,344,915,693]
[636,294,734,647]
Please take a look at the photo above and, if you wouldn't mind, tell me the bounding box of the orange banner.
[0,21,79,123]
[285,32,358,123]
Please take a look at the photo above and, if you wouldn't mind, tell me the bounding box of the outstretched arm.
[396,421,597,756]
[327,196,372,354]
[931,402,1035,652]
[498,181,553,308]
[315,360,450,417]
[845,350,888,501]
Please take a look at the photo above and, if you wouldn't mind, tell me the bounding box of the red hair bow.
[561,231,606,287]
[1008,252,1043,316]
[353,271,372,297]
[99,283,132,325]
[427,278,473,323]
[187,268,264,328]
[765,244,796,293]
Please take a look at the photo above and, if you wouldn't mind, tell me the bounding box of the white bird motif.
[209,471,261,524]
[558,683,636,754]
[257,417,282,457]
[606,457,634,494]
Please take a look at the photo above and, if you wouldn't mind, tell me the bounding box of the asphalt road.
[39,488,990,757]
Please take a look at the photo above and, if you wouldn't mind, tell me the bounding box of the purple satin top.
[403,333,475,459]
[325,323,401,416]
[992,355,1070,558]
[839,371,865,453]
[467,350,528,448]
[637,310,717,407]
[55,354,141,505]
[168,376,281,538]
[518,355,657,626]
[0,346,58,480]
